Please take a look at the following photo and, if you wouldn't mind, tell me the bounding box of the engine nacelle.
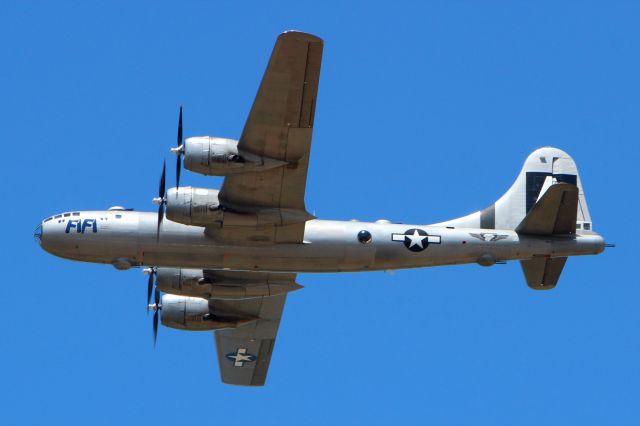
[160,294,255,331]
[165,186,314,228]
[156,267,303,299]
[165,186,223,226]
[183,136,286,176]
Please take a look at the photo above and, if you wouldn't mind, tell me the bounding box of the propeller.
[153,287,161,346]
[155,107,183,240]
[147,284,162,347]
[152,161,166,241]
[144,267,161,346]
[170,106,184,189]
[143,267,156,307]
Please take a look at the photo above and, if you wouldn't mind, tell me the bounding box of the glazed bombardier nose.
[34,223,43,245]
[37,215,66,255]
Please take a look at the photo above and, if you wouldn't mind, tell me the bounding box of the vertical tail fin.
[434,147,593,232]
[433,147,599,291]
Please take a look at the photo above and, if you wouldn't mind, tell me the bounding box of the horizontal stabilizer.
[521,256,568,290]
[516,183,578,236]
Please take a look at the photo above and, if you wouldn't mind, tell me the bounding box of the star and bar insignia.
[225,348,257,367]
[391,229,441,252]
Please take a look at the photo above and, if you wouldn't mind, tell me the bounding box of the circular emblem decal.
[402,228,429,252]
[391,228,441,252]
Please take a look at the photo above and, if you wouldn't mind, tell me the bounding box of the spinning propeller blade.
[147,272,154,306]
[153,309,159,347]
[176,106,183,189]
[145,267,157,304]
[152,286,161,346]
[156,161,166,241]
[145,268,161,346]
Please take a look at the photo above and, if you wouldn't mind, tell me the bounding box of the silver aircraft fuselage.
[36,210,604,273]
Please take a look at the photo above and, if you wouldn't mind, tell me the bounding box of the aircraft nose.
[36,217,62,254]
[36,214,88,258]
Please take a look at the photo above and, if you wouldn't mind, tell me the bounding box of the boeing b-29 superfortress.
[35,31,607,386]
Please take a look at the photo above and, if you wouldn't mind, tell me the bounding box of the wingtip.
[280,30,323,43]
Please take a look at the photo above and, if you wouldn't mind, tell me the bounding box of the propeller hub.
[170,145,183,155]
[152,197,164,205]
[148,303,162,311]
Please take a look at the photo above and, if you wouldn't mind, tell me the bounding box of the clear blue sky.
[2,1,638,425]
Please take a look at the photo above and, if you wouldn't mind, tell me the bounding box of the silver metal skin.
[153,267,302,299]
[37,212,604,273]
[155,294,256,331]
[165,187,221,226]
[34,31,608,386]
[181,136,287,176]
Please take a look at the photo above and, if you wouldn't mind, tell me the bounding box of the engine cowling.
[183,136,286,176]
[165,186,223,226]
[160,294,255,331]
[164,186,314,228]
[155,267,303,299]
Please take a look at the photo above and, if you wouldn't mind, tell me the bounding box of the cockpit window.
[54,215,62,219]
[115,214,122,219]
[64,213,71,217]
[44,217,52,223]
[72,212,80,216]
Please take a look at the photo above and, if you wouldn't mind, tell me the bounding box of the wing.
[202,270,301,298]
[217,31,323,243]
[213,294,288,386]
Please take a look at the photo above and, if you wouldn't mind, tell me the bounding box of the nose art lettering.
[65,219,98,234]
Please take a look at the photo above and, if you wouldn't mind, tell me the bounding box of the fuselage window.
[357,230,373,244]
